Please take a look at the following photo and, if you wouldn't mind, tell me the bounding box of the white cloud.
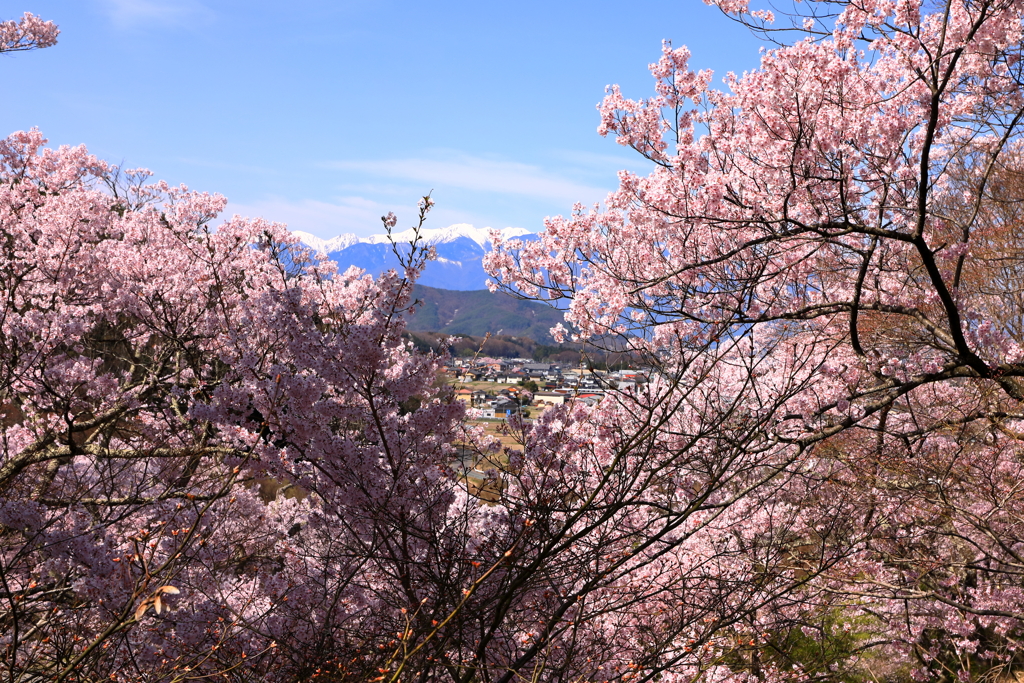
[98,0,214,28]
[220,152,621,241]
[324,154,611,206]
[224,196,391,238]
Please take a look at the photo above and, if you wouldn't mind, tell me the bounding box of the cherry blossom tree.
[484,0,1024,679]
[0,128,477,681]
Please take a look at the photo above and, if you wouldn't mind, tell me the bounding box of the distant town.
[443,355,650,418]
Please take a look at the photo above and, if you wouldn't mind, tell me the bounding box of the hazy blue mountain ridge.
[292,224,537,291]
[289,225,566,342]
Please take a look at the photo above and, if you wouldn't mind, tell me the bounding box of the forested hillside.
[404,284,566,342]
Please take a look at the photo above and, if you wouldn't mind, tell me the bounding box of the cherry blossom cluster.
[0,12,57,53]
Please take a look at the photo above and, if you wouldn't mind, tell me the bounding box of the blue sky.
[5,0,764,238]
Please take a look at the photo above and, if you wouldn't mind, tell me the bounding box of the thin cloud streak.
[222,154,622,239]
[324,155,611,205]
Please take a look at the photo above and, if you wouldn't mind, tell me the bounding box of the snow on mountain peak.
[417,223,531,247]
[294,224,531,251]
[291,231,361,254]
[325,234,362,251]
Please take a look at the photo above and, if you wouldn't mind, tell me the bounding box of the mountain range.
[292,223,535,291]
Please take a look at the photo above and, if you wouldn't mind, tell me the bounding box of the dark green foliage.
[519,379,539,392]
[405,285,566,343]
[723,610,882,683]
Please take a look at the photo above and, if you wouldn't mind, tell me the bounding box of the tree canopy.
[7,0,1024,681]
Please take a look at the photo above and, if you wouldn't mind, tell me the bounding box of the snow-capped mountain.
[290,224,536,291]
[289,232,361,254]
[365,224,532,247]
[293,224,530,251]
